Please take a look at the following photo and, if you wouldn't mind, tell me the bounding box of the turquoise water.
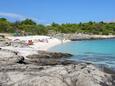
[49,39,115,68]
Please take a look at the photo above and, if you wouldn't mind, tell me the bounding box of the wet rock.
[26,51,73,65]
[37,51,73,58]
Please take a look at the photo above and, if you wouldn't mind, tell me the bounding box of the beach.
[0,35,115,86]
[8,35,70,50]
[0,35,70,57]
[1,35,115,57]
[1,0,115,85]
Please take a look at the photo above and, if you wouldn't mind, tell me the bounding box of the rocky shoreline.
[0,36,115,86]
[71,37,115,41]
[0,49,115,86]
[63,33,115,41]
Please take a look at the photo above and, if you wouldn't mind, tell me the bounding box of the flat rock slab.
[0,49,24,65]
[0,49,115,86]
[27,51,73,59]
[25,51,73,65]
[0,63,115,86]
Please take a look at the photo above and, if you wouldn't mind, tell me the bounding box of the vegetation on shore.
[0,18,115,35]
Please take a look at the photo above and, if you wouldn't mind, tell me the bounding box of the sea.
[49,39,115,69]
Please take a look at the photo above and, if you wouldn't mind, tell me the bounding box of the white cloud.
[0,12,25,20]
[0,12,39,22]
[0,12,51,24]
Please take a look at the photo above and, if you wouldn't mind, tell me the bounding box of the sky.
[0,0,115,24]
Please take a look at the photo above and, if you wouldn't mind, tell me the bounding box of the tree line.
[0,18,115,35]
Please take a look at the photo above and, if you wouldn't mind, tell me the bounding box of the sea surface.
[49,39,115,69]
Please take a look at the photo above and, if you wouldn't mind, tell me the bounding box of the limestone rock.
[0,49,24,64]
[0,49,114,86]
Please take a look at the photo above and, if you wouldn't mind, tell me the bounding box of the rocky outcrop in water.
[26,51,72,65]
[0,49,115,86]
[27,51,72,59]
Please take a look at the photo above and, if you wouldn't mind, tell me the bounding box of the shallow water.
[49,39,115,68]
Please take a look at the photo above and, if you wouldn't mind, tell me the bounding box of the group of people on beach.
[13,38,49,45]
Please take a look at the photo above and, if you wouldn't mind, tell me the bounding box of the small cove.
[49,39,115,69]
